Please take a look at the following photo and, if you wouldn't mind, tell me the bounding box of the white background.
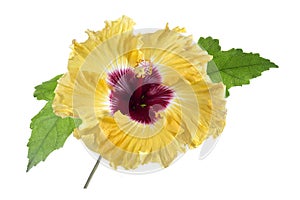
[1,0,299,199]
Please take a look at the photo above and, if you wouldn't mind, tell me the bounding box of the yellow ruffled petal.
[139,27,226,149]
[52,74,76,117]
[76,101,186,169]
[140,28,212,83]
[188,81,226,148]
[53,16,140,117]
[156,65,226,148]
[68,15,136,79]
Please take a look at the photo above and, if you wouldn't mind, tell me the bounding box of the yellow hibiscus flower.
[53,16,226,170]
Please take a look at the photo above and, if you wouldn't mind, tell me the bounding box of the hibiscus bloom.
[53,16,226,170]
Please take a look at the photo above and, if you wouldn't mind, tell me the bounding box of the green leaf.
[198,37,278,97]
[28,74,82,171]
[34,74,63,101]
[198,36,221,55]
[27,101,79,172]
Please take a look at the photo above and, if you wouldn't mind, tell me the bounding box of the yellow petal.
[52,73,76,117]
[76,101,186,169]
[188,81,226,148]
[140,28,212,84]
[68,16,136,79]
[139,27,226,148]
[53,16,140,117]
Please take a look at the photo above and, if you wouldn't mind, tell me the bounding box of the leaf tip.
[26,161,33,172]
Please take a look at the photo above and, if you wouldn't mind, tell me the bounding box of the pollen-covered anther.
[134,66,146,78]
[134,60,153,78]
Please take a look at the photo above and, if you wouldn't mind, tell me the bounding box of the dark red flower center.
[108,61,174,124]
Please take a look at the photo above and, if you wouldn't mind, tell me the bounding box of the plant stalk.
[83,155,102,189]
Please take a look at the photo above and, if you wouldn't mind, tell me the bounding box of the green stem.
[83,155,102,189]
